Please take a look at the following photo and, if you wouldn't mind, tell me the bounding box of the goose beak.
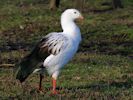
[78,15,84,20]
[76,15,84,22]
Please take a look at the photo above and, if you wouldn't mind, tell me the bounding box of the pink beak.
[78,15,84,20]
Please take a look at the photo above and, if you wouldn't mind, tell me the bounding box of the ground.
[0,0,133,99]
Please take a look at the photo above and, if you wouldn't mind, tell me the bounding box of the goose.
[16,9,83,94]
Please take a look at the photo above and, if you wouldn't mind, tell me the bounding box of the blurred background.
[0,0,133,99]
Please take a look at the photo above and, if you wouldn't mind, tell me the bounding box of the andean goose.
[16,9,83,94]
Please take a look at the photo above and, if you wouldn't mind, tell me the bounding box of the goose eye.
[74,12,77,14]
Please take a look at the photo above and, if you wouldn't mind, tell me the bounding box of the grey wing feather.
[40,32,69,55]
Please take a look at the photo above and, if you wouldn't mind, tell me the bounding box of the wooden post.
[49,0,60,10]
[112,0,123,9]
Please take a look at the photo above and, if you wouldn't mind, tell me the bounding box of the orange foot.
[51,90,60,95]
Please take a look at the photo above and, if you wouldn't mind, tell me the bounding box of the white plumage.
[43,9,82,80]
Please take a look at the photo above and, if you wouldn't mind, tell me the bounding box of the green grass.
[0,0,133,99]
[0,53,133,99]
[1,0,132,56]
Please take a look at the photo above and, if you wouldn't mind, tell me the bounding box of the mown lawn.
[0,0,133,99]
[0,53,133,99]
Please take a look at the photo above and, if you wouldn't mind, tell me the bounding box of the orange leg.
[52,78,59,94]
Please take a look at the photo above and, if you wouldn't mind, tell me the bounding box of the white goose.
[16,9,83,94]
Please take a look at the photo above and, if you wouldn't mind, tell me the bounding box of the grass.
[0,0,133,99]
[0,53,133,99]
